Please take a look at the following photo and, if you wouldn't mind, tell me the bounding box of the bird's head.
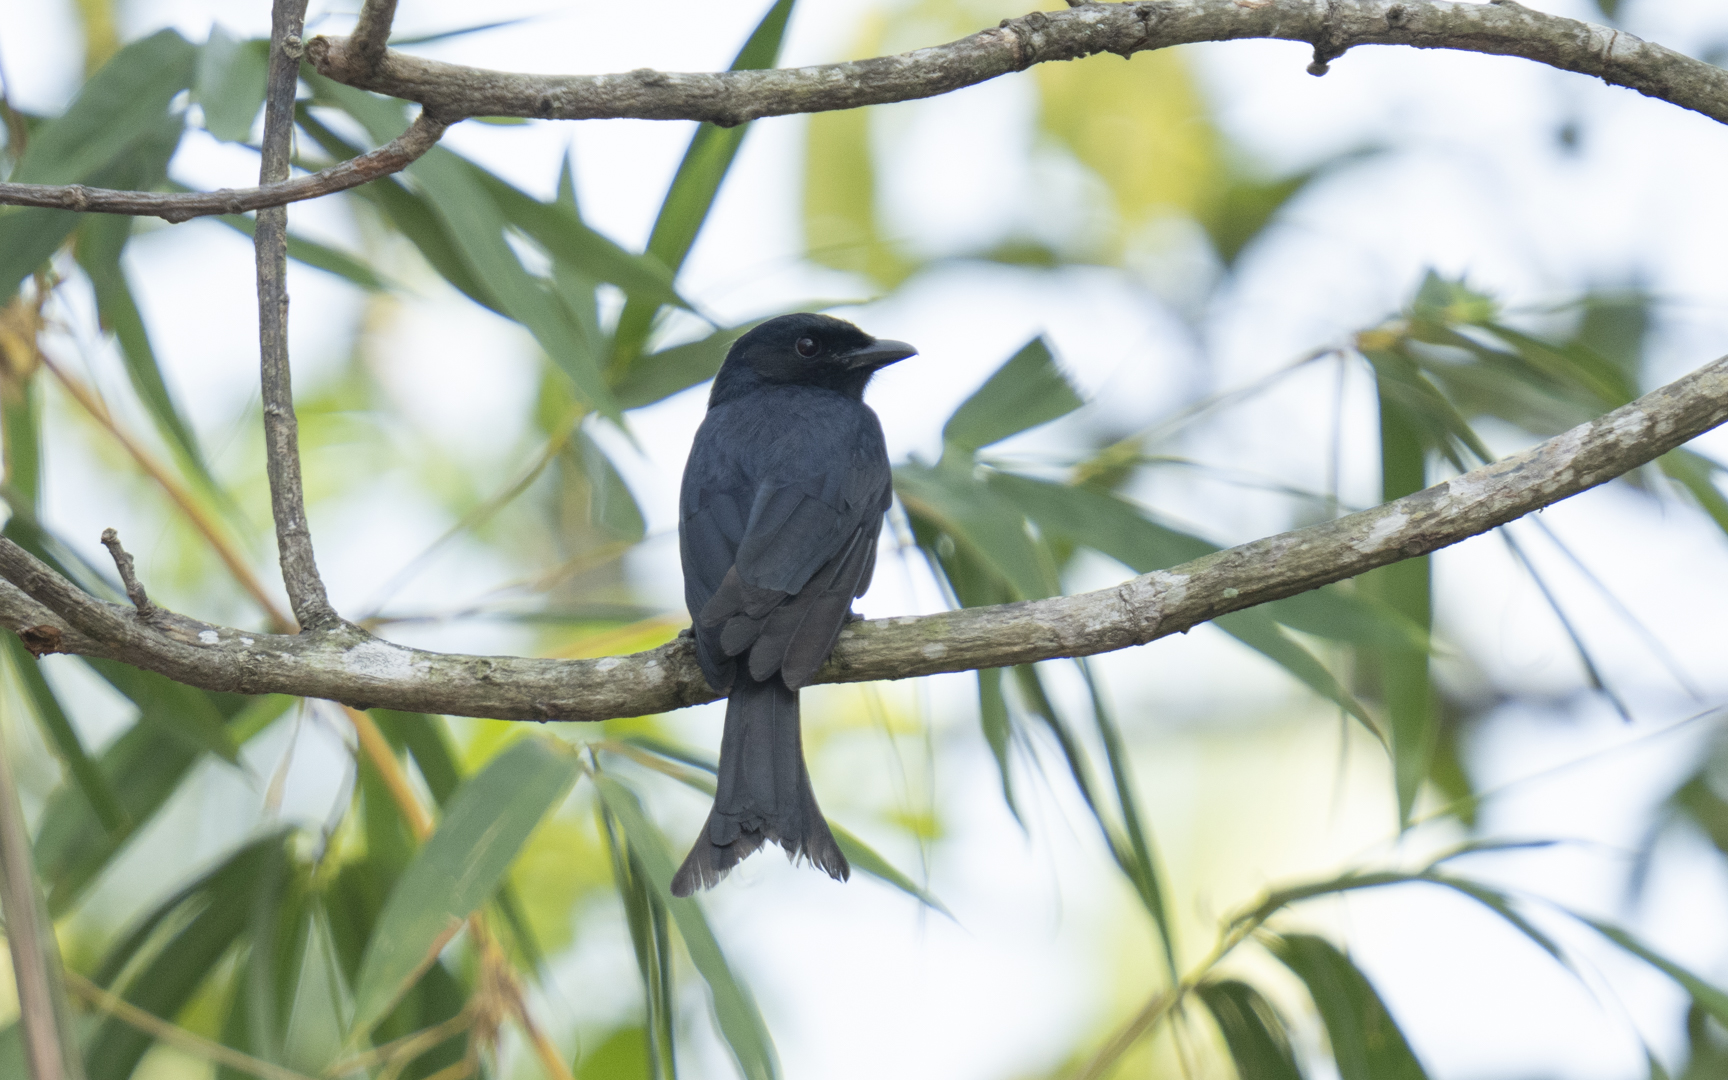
[710,313,917,404]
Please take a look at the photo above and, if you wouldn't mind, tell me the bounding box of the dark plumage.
[670,313,916,896]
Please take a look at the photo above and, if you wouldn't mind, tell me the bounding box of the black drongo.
[670,313,916,895]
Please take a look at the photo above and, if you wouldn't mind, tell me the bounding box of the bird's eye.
[795,336,820,358]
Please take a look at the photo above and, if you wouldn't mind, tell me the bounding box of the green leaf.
[894,458,1058,601]
[1213,609,1378,735]
[9,30,194,185]
[1195,979,1305,1080]
[86,833,292,1080]
[607,738,947,913]
[32,680,284,914]
[575,1025,657,1080]
[803,94,910,287]
[828,822,951,916]
[368,710,547,969]
[406,149,624,420]
[943,338,1083,453]
[473,166,685,312]
[1363,380,1437,825]
[209,209,389,291]
[1,638,123,834]
[0,29,195,302]
[84,658,240,764]
[1201,150,1376,269]
[976,666,1021,823]
[1583,917,1728,1026]
[1,374,43,514]
[282,910,355,1074]
[613,323,754,410]
[600,805,678,1080]
[592,773,780,1080]
[349,737,578,1037]
[1268,933,1428,1080]
[76,211,224,496]
[610,0,797,367]
[1660,449,1728,538]
[296,102,503,313]
[196,28,268,142]
[983,471,1379,729]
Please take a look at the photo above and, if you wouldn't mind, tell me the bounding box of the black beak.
[841,338,918,371]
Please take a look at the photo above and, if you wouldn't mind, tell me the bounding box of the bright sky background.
[6,1,1728,1078]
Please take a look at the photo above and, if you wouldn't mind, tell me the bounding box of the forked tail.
[670,672,849,896]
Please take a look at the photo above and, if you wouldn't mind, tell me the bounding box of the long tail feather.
[671,673,849,896]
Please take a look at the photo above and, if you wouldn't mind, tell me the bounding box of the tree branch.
[257,0,342,633]
[305,0,1728,129]
[0,114,447,222]
[6,2,1718,219]
[350,0,399,74]
[4,352,1724,722]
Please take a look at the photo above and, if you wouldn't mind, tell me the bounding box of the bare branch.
[98,529,153,616]
[4,2,1718,219]
[305,0,1728,129]
[350,0,400,73]
[4,352,1725,722]
[0,114,447,222]
[258,0,341,633]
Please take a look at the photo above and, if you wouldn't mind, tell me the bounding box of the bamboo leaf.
[1361,376,1437,825]
[405,148,625,420]
[196,28,268,143]
[610,0,797,367]
[894,459,1058,601]
[368,709,547,969]
[607,739,947,913]
[1582,917,1728,1026]
[208,208,388,291]
[592,773,780,1080]
[613,323,755,410]
[976,666,1021,823]
[1,637,123,834]
[1268,933,1429,1080]
[86,834,292,1080]
[349,738,578,1037]
[0,29,195,302]
[1195,979,1305,1080]
[76,211,223,495]
[943,338,1082,453]
[600,805,678,1080]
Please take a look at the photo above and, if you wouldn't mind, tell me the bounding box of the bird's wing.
[697,468,889,689]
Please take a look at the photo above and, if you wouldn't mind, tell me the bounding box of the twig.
[257,0,341,633]
[343,704,434,838]
[326,1010,473,1076]
[0,703,82,1080]
[351,0,400,73]
[0,114,447,222]
[303,1,1728,129]
[66,971,314,1080]
[98,528,153,616]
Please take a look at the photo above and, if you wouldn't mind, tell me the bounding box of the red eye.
[795,336,819,358]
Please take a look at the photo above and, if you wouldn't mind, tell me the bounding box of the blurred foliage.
[0,2,1722,1079]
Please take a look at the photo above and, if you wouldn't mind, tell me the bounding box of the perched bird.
[670,313,916,896]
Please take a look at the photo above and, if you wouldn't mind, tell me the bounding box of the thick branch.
[7,2,1719,220]
[0,114,447,222]
[258,0,341,633]
[4,353,1724,722]
[306,0,1728,128]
